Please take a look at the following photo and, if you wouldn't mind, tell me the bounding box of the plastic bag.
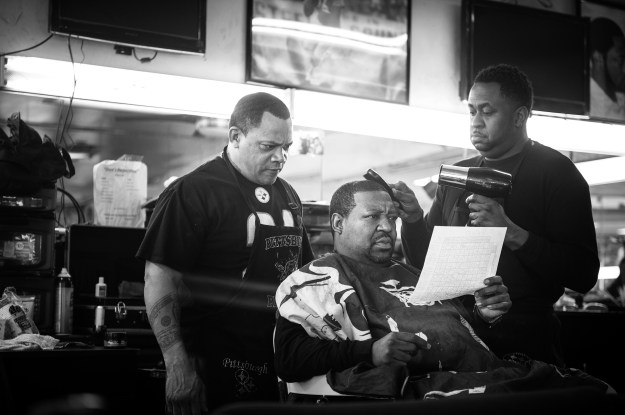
[0,286,39,339]
[0,232,42,266]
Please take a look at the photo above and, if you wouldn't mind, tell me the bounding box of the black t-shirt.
[137,153,308,278]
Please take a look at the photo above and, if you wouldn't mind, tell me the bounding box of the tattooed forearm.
[148,294,174,326]
[156,327,180,351]
[147,293,181,351]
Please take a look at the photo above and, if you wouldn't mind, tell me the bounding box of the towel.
[0,333,59,351]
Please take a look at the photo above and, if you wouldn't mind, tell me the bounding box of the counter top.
[1,345,143,415]
[36,332,163,369]
[557,308,624,394]
[0,345,140,355]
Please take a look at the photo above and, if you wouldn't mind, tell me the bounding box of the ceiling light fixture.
[1,56,287,118]
[292,90,625,158]
[3,56,625,164]
[574,156,625,186]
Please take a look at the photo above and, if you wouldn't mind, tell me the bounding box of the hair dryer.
[438,165,512,198]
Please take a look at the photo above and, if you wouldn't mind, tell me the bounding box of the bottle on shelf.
[54,267,73,335]
[95,276,107,298]
[94,304,106,346]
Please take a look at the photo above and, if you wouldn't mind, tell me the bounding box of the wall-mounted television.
[246,0,411,104]
[49,0,207,55]
[460,0,590,116]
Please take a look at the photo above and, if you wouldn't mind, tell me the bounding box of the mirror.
[1,92,623,272]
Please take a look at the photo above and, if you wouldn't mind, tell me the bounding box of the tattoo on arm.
[148,293,181,352]
[156,329,179,351]
[148,294,174,325]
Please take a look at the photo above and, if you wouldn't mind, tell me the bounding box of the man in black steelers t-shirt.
[137,92,314,414]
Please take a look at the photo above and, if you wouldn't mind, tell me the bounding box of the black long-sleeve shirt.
[274,315,375,382]
[401,140,599,364]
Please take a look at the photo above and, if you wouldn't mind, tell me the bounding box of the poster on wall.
[246,0,410,104]
[581,0,625,123]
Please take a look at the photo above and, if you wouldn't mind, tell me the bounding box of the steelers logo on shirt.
[255,187,270,203]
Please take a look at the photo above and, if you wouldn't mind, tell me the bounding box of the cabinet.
[0,347,147,415]
[558,310,625,393]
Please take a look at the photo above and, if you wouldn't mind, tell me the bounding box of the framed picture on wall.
[246,0,410,104]
[581,0,625,123]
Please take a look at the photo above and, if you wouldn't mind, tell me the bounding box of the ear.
[591,50,603,66]
[228,127,242,147]
[514,107,529,128]
[331,213,343,235]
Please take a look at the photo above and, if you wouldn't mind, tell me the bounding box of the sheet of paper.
[408,226,506,304]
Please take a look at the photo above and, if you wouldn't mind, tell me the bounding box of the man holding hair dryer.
[390,64,599,366]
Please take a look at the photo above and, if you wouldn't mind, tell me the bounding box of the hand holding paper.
[408,226,506,304]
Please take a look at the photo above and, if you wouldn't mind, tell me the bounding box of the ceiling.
[1,91,624,243]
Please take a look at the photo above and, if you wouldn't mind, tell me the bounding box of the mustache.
[373,232,393,243]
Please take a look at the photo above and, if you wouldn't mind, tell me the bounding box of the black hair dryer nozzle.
[438,165,512,198]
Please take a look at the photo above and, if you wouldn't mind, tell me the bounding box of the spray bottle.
[54,267,73,335]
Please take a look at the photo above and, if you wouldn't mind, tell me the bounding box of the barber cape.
[276,253,613,398]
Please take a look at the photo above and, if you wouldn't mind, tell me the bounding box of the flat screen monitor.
[49,0,207,55]
[66,224,146,303]
[460,0,590,116]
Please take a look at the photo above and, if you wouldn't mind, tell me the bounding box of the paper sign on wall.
[93,155,147,228]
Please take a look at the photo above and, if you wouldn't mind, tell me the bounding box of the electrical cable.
[132,48,158,63]
[78,39,86,64]
[0,34,54,57]
[55,36,77,148]
[53,37,82,227]
[56,186,86,224]
[1,33,85,227]
[56,178,68,227]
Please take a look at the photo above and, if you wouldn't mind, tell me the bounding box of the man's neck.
[484,136,530,161]
[225,146,252,183]
[225,146,239,171]
[335,250,393,268]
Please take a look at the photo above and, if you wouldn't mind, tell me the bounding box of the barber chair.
[279,373,353,403]
[273,327,354,403]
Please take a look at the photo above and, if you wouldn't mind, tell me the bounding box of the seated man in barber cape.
[273,180,613,399]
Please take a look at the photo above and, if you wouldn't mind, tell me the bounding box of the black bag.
[0,112,75,194]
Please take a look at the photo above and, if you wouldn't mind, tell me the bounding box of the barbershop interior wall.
[0,0,464,112]
[0,0,468,208]
[2,0,625,268]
